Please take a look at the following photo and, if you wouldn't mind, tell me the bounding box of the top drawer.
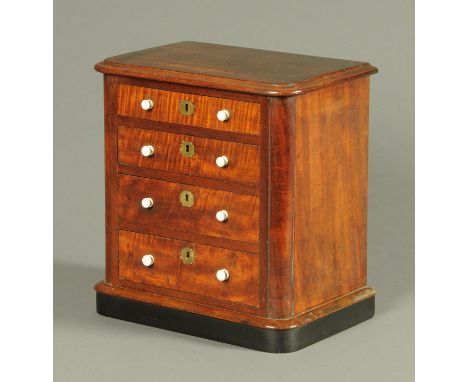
[117,84,261,136]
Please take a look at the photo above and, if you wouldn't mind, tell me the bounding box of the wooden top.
[95,41,377,96]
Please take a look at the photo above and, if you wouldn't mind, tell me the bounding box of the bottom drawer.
[118,230,259,307]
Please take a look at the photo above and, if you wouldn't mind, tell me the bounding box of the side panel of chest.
[265,77,371,318]
[293,77,370,314]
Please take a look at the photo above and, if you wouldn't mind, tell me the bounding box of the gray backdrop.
[54,0,414,381]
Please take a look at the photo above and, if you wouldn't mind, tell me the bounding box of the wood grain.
[118,174,260,244]
[95,41,377,96]
[118,125,260,184]
[118,220,259,254]
[117,278,259,315]
[293,77,370,314]
[257,97,270,316]
[119,230,178,289]
[117,84,260,135]
[117,115,261,145]
[118,164,259,196]
[118,76,264,103]
[95,42,378,333]
[118,230,259,307]
[177,245,258,307]
[103,75,119,285]
[267,97,296,319]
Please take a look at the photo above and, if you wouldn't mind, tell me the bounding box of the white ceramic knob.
[216,210,229,222]
[141,99,154,111]
[215,156,229,168]
[216,109,230,122]
[141,254,154,267]
[216,269,229,282]
[140,145,154,157]
[141,197,154,209]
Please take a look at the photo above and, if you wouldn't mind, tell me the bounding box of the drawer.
[118,126,260,184]
[118,230,179,289]
[118,175,259,244]
[117,84,260,136]
[118,230,259,307]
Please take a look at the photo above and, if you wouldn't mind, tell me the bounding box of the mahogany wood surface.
[117,84,260,135]
[119,230,178,289]
[118,230,259,307]
[118,174,260,244]
[103,75,119,285]
[118,220,259,254]
[293,77,369,314]
[257,96,270,316]
[117,116,261,145]
[95,41,377,96]
[118,164,259,196]
[95,43,377,339]
[116,278,259,315]
[267,97,296,319]
[118,125,260,184]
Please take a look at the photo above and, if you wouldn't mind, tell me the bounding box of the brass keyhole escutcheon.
[180,247,195,264]
[179,100,195,116]
[180,190,194,207]
[180,141,195,158]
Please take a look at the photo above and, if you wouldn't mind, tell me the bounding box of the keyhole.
[185,193,189,202]
[186,144,190,153]
[184,103,189,112]
[180,247,195,263]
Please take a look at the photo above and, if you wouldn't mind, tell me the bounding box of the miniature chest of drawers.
[94,41,378,352]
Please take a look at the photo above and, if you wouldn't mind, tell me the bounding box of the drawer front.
[119,230,179,289]
[119,230,259,307]
[118,175,259,244]
[118,126,260,184]
[117,84,261,136]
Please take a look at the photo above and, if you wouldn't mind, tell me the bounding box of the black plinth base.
[96,292,375,353]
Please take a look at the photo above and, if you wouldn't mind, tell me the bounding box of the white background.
[0,0,466,380]
[0,0,53,380]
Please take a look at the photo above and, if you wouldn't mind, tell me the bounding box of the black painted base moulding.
[96,292,375,353]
